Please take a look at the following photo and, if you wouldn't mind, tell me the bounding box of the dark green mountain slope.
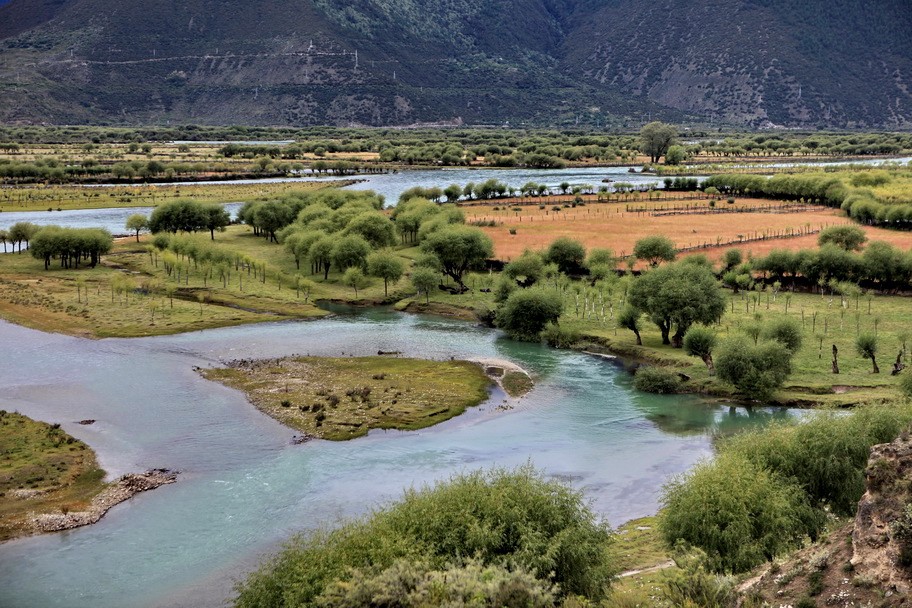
[561,0,912,128]
[0,0,908,127]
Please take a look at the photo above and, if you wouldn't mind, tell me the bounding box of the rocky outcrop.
[851,431,912,594]
[30,469,178,534]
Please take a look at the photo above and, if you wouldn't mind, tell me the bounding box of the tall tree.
[640,122,678,163]
[633,235,676,267]
[125,214,149,242]
[628,262,725,347]
[202,204,231,240]
[419,226,493,292]
[366,251,405,297]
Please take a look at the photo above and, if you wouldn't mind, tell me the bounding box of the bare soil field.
[463,198,912,262]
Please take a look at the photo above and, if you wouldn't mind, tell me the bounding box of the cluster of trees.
[662,404,912,573]
[740,226,912,290]
[147,199,231,240]
[0,157,300,185]
[29,226,113,269]
[234,465,616,607]
[0,221,40,253]
[704,169,912,230]
[235,189,492,295]
[148,233,294,294]
[688,132,912,158]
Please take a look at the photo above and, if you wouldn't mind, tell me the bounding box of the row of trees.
[703,170,912,230]
[0,221,40,252]
[738,227,912,290]
[146,199,231,239]
[29,226,113,269]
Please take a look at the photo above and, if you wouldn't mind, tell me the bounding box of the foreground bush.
[661,452,822,573]
[661,403,912,572]
[315,559,555,607]
[723,404,912,516]
[234,465,616,607]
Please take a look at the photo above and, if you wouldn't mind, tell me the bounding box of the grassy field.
[201,356,493,440]
[610,516,676,605]
[0,180,353,213]
[0,411,106,541]
[0,240,309,338]
[565,284,910,406]
[1,209,910,405]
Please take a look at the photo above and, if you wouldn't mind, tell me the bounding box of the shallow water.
[0,166,664,233]
[0,309,789,608]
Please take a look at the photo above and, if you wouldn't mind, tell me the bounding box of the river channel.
[0,166,666,233]
[0,306,792,608]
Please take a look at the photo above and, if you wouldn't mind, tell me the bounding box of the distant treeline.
[704,169,912,230]
[3,126,910,167]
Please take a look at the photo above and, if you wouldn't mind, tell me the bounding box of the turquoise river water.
[0,308,791,607]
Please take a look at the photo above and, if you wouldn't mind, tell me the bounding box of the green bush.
[315,559,555,607]
[633,366,682,394]
[661,452,822,573]
[714,336,792,400]
[494,289,563,341]
[661,403,912,574]
[724,404,912,516]
[234,465,616,607]
[660,544,736,608]
[901,372,912,400]
[762,317,804,354]
[541,322,579,349]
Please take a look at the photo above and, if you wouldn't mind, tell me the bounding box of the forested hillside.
[0,0,908,127]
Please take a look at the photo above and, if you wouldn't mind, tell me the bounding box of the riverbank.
[0,179,354,213]
[0,411,178,543]
[28,469,178,536]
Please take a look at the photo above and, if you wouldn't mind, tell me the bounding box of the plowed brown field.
[463,197,912,262]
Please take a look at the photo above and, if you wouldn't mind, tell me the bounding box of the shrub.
[661,452,822,573]
[660,544,736,608]
[900,372,912,400]
[633,366,681,394]
[315,559,555,608]
[722,405,912,516]
[495,289,564,341]
[762,317,804,354]
[233,465,617,607]
[541,322,579,348]
[714,336,792,400]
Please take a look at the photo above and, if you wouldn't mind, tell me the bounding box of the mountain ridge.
[0,0,909,128]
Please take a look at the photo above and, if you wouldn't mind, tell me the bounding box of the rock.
[28,469,178,535]
[76,419,96,425]
[851,430,912,594]
[291,433,316,444]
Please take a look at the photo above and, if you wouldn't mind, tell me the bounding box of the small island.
[201,356,513,441]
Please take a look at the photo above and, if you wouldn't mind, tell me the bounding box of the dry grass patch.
[201,356,493,441]
[463,198,912,262]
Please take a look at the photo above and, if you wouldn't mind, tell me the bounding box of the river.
[0,166,664,234]
[0,307,790,608]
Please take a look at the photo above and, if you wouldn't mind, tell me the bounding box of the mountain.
[0,0,909,128]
